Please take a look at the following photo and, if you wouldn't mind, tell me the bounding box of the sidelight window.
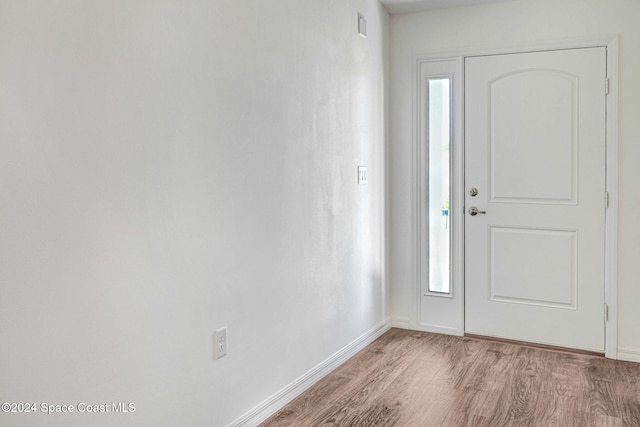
[427,78,451,294]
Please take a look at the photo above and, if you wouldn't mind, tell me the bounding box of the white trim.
[604,36,619,360]
[617,347,640,364]
[227,319,392,427]
[391,315,411,329]
[383,24,391,340]
[412,34,620,61]
[410,35,619,358]
[418,69,453,300]
[410,52,420,331]
[416,323,463,336]
[457,56,466,335]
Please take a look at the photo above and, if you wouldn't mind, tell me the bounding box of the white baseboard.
[416,323,463,336]
[228,318,392,427]
[617,347,640,363]
[390,317,462,337]
[390,315,410,329]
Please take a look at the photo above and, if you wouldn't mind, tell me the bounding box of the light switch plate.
[358,166,368,185]
[215,327,227,359]
[358,13,367,38]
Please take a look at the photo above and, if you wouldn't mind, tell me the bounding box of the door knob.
[468,206,486,216]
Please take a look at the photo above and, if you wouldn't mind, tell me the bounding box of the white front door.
[464,48,607,352]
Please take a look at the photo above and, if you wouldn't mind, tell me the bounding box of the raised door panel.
[490,71,577,204]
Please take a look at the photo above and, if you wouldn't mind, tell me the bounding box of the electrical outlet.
[215,327,227,359]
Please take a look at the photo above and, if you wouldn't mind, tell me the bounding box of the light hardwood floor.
[260,328,640,427]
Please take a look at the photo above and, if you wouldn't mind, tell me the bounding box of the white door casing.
[464,48,607,352]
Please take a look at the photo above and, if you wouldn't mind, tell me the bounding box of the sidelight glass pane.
[428,78,451,294]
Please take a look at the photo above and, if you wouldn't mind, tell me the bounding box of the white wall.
[0,1,389,426]
[390,0,640,359]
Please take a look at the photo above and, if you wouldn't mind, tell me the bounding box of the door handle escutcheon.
[468,206,486,216]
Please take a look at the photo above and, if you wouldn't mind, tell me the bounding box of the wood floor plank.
[259,329,640,427]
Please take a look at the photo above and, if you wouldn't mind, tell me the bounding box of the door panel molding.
[489,69,579,204]
[488,226,578,310]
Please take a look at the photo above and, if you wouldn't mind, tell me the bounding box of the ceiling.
[380,0,517,14]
